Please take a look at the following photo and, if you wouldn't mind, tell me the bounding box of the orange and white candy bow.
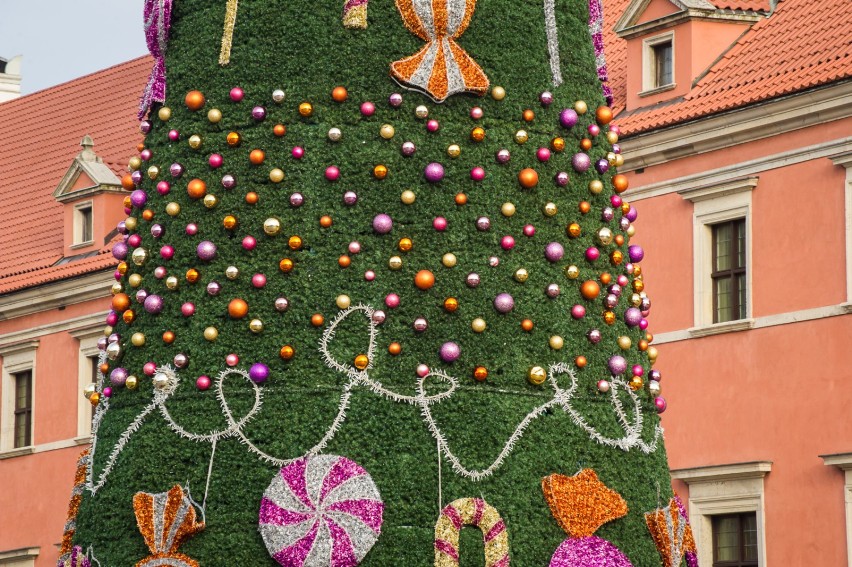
[391,0,489,102]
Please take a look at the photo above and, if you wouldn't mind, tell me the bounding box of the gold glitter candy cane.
[219,0,239,65]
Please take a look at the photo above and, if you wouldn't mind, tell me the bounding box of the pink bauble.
[291,146,305,159]
[385,293,400,309]
[252,274,267,288]
[160,245,175,260]
[325,165,340,181]
[181,302,195,317]
[433,217,448,231]
[523,224,535,237]
[209,153,223,168]
[585,247,600,261]
[537,147,551,162]
[143,362,157,376]
[655,397,668,413]
[185,223,198,236]
[348,241,361,254]
[168,129,180,141]
[242,236,257,251]
[501,235,515,250]
[229,87,244,102]
[416,364,430,378]
[365,270,376,281]
[156,181,171,195]
[426,119,439,132]
[632,365,644,377]
[640,319,649,330]
[103,387,113,398]
[470,166,485,181]
[154,266,166,279]
[105,312,119,326]
[127,234,142,248]
[610,195,623,207]
[470,106,483,120]
[617,274,629,286]
[290,192,304,207]
[226,354,239,367]
[196,375,211,391]
[588,124,601,136]
[571,305,586,319]
[360,101,375,116]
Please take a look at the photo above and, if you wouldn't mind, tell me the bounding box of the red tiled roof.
[604,0,632,115]
[606,0,852,134]
[712,1,771,11]
[0,57,149,292]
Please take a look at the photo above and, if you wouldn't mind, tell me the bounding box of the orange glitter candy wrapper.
[541,468,628,538]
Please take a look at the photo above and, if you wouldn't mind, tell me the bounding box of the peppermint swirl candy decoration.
[259,455,384,566]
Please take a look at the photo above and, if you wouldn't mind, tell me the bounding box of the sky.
[0,1,147,94]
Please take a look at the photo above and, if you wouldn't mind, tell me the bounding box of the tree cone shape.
[73,1,675,565]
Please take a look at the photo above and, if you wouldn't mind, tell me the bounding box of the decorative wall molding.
[0,271,113,322]
[820,453,852,567]
[0,312,108,350]
[0,436,89,461]
[672,460,772,483]
[0,547,39,562]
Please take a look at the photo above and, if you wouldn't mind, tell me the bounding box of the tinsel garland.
[138,0,173,119]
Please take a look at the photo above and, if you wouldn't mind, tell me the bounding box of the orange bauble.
[249,149,265,165]
[331,86,348,102]
[579,201,591,214]
[186,269,200,283]
[187,178,207,200]
[580,280,601,300]
[600,273,612,285]
[596,106,613,125]
[245,192,259,204]
[443,297,459,312]
[280,345,295,360]
[388,342,402,356]
[612,174,629,193]
[338,255,351,268]
[184,90,205,111]
[273,124,287,137]
[454,193,468,206]
[223,215,237,229]
[123,310,135,324]
[521,319,534,332]
[279,258,294,272]
[473,366,489,381]
[112,293,130,312]
[518,168,539,189]
[162,331,176,344]
[373,165,388,179]
[522,109,535,122]
[228,298,249,319]
[320,215,333,228]
[580,138,593,151]
[414,269,435,290]
[567,223,582,238]
[141,210,154,221]
[575,356,588,368]
[121,173,135,191]
[311,313,325,327]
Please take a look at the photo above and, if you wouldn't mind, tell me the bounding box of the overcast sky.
[0,1,147,94]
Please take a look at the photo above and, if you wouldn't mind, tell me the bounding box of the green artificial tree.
[64,0,698,565]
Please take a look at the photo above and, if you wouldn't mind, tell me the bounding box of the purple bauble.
[222,174,237,189]
[628,245,645,263]
[571,152,591,173]
[105,311,119,326]
[110,367,128,387]
[249,363,270,384]
[550,535,633,567]
[624,307,643,327]
[143,294,164,314]
[602,207,615,222]
[546,283,560,298]
[559,108,579,128]
[595,158,610,174]
[135,289,148,304]
[169,162,184,178]
[476,217,491,231]
[140,120,152,134]
[401,141,416,156]
[555,171,570,186]
[424,162,445,183]
[197,240,217,261]
[389,92,403,107]
[466,273,481,288]
[343,191,358,206]
[494,293,515,314]
[608,355,628,375]
[605,294,619,308]
[439,342,461,363]
[290,192,304,207]
[373,214,393,234]
[251,105,267,121]
[130,170,143,185]
[206,281,222,296]
[150,224,164,238]
[626,206,638,222]
[540,91,554,106]
[587,329,602,343]
[112,241,128,260]
[130,190,148,208]
[496,149,511,164]
[655,396,668,413]
[545,242,564,263]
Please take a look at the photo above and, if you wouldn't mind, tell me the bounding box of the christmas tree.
[65,0,697,565]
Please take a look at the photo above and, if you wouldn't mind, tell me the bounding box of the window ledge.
[0,446,35,460]
[0,547,39,561]
[74,435,92,446]
[639,83,676,98]
[672,461,772,483]
[840,302,852,314]
[821,452,852,470]
[69,240,95,250]
[688,318,754,338]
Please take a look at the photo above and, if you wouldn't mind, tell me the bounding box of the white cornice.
[0,312,108,349]
[617,8,761,39]
[678,176,758,203]
[0,271,113,322]
[620,81,852,173]
[822,453,852,471]
[672,461,772,483]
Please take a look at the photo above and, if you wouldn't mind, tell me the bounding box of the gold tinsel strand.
[219,0,239,65]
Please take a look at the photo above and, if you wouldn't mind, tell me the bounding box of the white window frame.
[679,176,758,336]
[71,328,102,439]
[0,546,39,566]
[672,461,771,566]
[72,200,94,247]
[0,341,38,453]
[641,31,675,94]
[821,453,852,566]
[828,152,852,310]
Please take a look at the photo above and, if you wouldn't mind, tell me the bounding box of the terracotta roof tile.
[606,0,852,134]
[0,57,150,293]
[603,0,632,115]
[712,1,771,11]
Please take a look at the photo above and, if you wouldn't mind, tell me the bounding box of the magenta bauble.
[545,242,564,262]
[360,101,375,116]
[130,190,148,208]
[143,294,164,314]
[373,214,393,234]
[196,375,211,391]
[439,342,461,363]
[196,240,217,261]
[424,162,445,183]
[433,217,448,231]
[325,165,340,181]
[249,363,269,383]
[559,108,579,128]
[494,293,515,313]
[571,305,586,319]
[229,87,244,101]
[628,245,645,263]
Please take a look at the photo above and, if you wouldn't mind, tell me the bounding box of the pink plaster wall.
[637,0,680,25]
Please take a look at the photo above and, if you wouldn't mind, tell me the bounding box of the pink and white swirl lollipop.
[259,455,384,566]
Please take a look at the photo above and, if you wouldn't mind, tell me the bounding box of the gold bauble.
[589,180,604,195]
[223,215,238,230]
[298,102,313,117]
[471,127,486,142]
[615,155,625,167]
[249,319,264,333]
[354,354,369,370]
[166,202,181,216]
[607,131,619,144]
[575,100,588,114]
[125,375,138,390]
[514,130,529,144]
[565,265,580,279]
[633,279,645,293]
[83,383,97,400]
[147,166,160,180]
[226,131,241,147]
[188,134,202,149]
[549,335,564,350]
[89,392,100,406]
[514,268,529,283]
[501,202,516,217]
[110,282,123,295]
[165,276,179,290]
[153,373,170,390]
[544,202,558,217]
[491,86,506,100]
[123,309,135,324]
[442,253,457,268]
[631,293,642,307]
[415,105,429,119]
[528,366,547,385]
[131,248,148,266]
[607,152,618,165]
[204,327,219,341]
[124,217,138,231]
[208,108,223,123]
[617,336,632,350]
[447,144,461,158]
[336,295,351,309]
[225,266,239,280]
[203,194,218,209]
[647,346,659,362]
[443,297,459,312]
[117,262,128,275]
[610,250,624,265]
[280,345,295,360]
[567,223,582,238]
[598,227,614,246]
[269,168,285,183]
[128,156,142,171]
[398,238,413,252]
[157,106,172,121]
[264,218,281,236]
[401,190,416,205]
[288,235,303,250]
[373,164,388,179]
[186,269,200,283]
[629,376,644,391]
[471,318,487,333]
[603,311,616,325]
[551,137,566,152]
[131,332,146,347]
[380,124,395,139]
[388,256,403,270]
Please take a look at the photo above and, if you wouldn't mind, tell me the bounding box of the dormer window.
[74,202,94,246]
[643,32,675,92]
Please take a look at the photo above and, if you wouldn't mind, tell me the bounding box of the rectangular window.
[713,513,759,566]
[712,219,747,323]
[13,370,33,448]
[74,202,94,245]
[653,41,673,87]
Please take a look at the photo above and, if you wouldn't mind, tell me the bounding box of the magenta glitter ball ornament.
[501,235,515,250]
[545,242,564,262]
[140,120,152,134]
[537,147,551,162]
[550,535,633,567]
[360,101,376,116]
[168,129,180,141]
[169,162,184,178]
[426,119,439,132]
[439,342,461,363]
[476,217,491,231]
[185,223,199,235]
[608,355,628,375]
[242,235,257,251]
[494,293,515,313]
[385,293,400,309]
[291,146,305,159]
[221,174,236,188]
[401,141,416,156]
[585,247,601,261]
[229,87,244,102]
[160,245,174,260]
[325,165,340,181]
[196,375,211,391]
[424,162,445,183]
[540,91,554,106]
[388,93,403,107]
[433,217,448,231]
[110,367,128,386]
[343,191,358,206]
[143,294,164,314]
[106,312,119,326]
[143,362,157,376]
[655,397,667,413]
[226,354,239,367]
[249,363,270,383]
[632,364,644,377]
[157,181,171,195]
[626,206,638,222]
[571,305,586,319]
[196,240,217,261]
[130,190,148,208]
[127,234,142,248]
[496,149,511,164]
[610,195,623,207]
[555,171,570,186]
[470,166,485,181]
[112,242,128,260]
[209,153,223,168]
[373,213,393,234]
[252,274,267,288]
[206,281,221,296]
[251,105,266,121]
[624,307,643,327]
[559,108,579,128]
[628,245,645,262]
[290,192,304,207]
[571,152,591,173]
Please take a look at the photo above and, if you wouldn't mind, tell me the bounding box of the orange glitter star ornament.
[133,485,205,567]
[542,468,628,538]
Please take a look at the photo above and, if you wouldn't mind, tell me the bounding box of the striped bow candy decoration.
[133,485,205,567]
[391,0,489,102]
